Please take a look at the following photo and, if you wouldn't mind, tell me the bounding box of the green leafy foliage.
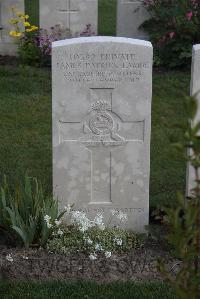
[18,34,44,67]
[158,96,200,299]
[141,0,200,68]
[0,175,65,248]
[17,30,53,67]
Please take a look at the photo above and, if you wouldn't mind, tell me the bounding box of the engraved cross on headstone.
[57,0,79,30]
[59,88,144,204]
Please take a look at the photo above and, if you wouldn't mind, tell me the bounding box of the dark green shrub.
[18,33,42,66]
[141,0,200,68]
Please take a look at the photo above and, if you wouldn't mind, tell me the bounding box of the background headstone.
[0,0,24,55]
[117,0,149,39]
[186,44,200,197]
[52,36,153,232]
[39,0,98,36]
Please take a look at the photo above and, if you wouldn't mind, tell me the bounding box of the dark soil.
[0,242,179,283]
[0,55,19,66]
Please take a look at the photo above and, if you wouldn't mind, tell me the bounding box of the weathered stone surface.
[52,36,153,232]
[0,0,24,55]
[117,0,149,39]
[39,0,98,36]
[186,44,200,197]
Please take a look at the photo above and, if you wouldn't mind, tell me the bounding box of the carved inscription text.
[56,52,150,83]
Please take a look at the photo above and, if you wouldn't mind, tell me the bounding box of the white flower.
[64,204,72,215]
[71,211,94,233]
[95,243,103,251]
[55,219,62,226]
[44,215,53,228]
[116,211,128,222]
[105,251,112,258]
[98,224,105,231]
[114,238,123,246]
[47,222,53,229]
[79,225,89,233]
[85,237,93,245]
[94,213,104,225]
[89,253,97,260]
[57,228,64,236]
[6,254,14,262]
[94,213,105,230]
[22,255,29,260]
[44,215,51,223]
[71,211,85,221]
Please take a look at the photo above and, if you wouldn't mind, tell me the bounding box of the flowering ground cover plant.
[47,207,142,260]
[141,0,200,67]
[0,174,141,257]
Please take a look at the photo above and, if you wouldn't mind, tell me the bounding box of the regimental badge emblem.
[79,101,127,147]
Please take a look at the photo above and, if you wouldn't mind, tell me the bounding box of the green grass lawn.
[150,71,188,208]
[0,281,177,299]
[98,0,117,36]
[0,66,51,190]
[0,66,189,208]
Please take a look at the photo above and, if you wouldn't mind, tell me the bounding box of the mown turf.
[0,66,52,191]
[0,66,189,207]
[0,281,177,299]
[150,70,189,208]
[98,0,117,36]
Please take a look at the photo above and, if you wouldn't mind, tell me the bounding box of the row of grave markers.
[52,36,200,232]
[0,0,149,56]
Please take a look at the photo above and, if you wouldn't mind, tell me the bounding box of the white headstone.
[52,36,153,232]
[117,0,149,39]
[0,0,24,56]
[186,44,200,197]
[39,0,98,36]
